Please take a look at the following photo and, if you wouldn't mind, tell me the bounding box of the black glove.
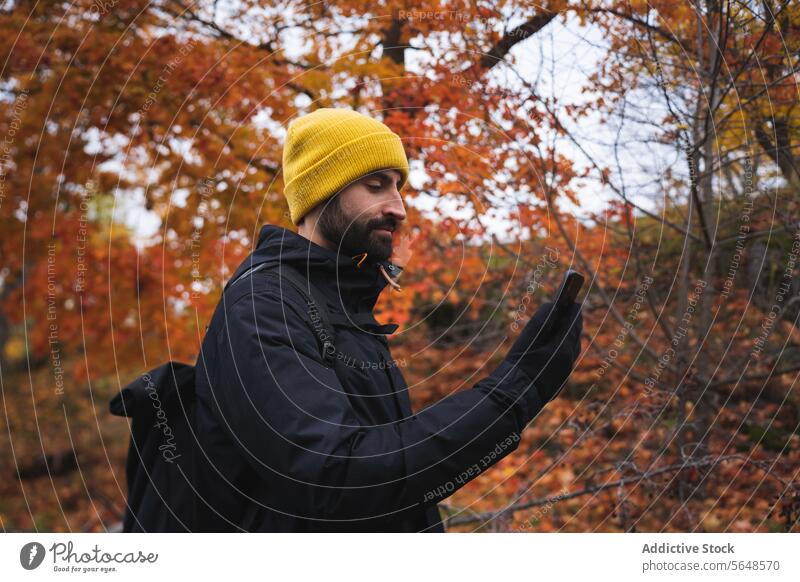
[505,301,583,406]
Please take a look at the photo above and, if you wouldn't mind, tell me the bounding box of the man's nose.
[383,188,407,223]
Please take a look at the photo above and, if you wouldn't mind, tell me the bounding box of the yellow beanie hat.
[282,108,410,225]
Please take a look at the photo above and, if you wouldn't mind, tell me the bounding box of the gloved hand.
[505,301,583,406]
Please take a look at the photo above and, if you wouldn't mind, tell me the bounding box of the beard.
[316,195,395,262]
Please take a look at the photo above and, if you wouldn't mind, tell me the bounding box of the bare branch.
[444,454,786,528]
[479,8,558,69]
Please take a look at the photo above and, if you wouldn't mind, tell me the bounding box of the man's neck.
[297,220,336,252]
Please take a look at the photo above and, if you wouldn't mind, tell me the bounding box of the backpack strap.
[272,266,338,366]
[228,262,338,366]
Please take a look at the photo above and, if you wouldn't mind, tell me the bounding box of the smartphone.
[541,269,585,337]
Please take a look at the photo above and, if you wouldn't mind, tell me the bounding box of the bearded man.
[193,108,583,532]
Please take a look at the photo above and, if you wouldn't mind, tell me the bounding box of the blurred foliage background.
[0,0,798,532]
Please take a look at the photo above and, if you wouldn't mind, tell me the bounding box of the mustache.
[370,220,397,232]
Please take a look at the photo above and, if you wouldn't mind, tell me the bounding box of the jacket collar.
[238,223,399,313]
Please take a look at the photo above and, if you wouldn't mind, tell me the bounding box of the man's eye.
[367,183,382,190]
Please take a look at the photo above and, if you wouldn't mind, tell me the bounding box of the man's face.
[316,169,407,262]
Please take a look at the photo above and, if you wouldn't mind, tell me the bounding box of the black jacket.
[193,224,540,532]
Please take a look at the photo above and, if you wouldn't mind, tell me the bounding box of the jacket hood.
[227,223,402,313]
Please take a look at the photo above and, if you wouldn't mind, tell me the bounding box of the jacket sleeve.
[212,285,543,522]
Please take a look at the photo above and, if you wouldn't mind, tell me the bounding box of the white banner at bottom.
[1,533,797,581]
